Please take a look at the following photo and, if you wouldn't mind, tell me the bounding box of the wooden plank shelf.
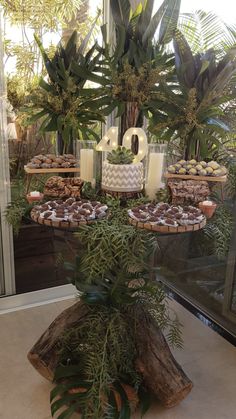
[24,166,80,174]
[165,173,227,183]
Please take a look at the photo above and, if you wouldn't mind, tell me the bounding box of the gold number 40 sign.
[96,127,148,163]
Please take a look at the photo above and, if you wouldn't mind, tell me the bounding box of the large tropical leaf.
[113,25,126,63]
[71,61,109,86]
[136,0,154,40]
[173,30,196,88]
[142,0,168,46]
[159,0,181,44]
[78,9,101,56]
[110,0,131,28]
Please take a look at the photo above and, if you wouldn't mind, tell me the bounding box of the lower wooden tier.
[129,217,206,233]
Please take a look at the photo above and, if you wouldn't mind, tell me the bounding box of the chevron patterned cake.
[102,161,144,192]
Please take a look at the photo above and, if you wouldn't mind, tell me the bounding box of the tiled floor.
[0,298,236,419]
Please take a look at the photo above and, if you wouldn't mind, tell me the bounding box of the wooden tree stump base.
[28,301,193,408]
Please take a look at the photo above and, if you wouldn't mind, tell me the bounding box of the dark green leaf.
[110,0,131,28]
[142,0,167,45]
[139,386,152,417]
[54,365,82,381]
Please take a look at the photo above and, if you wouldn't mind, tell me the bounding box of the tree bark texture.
[28,300,89,381]
[120,101,143,153]
[28,301,193,407]
[133,308,193,407]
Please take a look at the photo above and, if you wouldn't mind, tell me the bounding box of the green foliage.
[5,197,33,235]
[179,10,236,57]
[224,160,236,199]
[50,196,183,418]
[73,223,156,279]
[107,146,134,165]
[155,187,170,203]
[149,29,236,160]
[24,29,104,152]
[192,205,234,259]
[81,181,99,200]
[7,74,40,112]
[0,0,83,31]
[71,0,180,132]
[2,0,90,108]
[110,0,181,47]
[51,285,183,418]
[52,305,140,418]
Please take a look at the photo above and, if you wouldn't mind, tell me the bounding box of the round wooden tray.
[129,217,206,233]
[31,209,105,229]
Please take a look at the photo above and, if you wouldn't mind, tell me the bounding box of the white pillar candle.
[146,153,164,200]
[80,149,94,183]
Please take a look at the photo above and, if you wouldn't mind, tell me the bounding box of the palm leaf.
[179,10,236,55]
[159,0,181,45]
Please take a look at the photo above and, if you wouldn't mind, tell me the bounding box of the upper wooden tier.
[24,166,80,174]
[165,173,227,183]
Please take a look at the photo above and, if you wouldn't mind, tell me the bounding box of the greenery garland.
[50,199,183,419]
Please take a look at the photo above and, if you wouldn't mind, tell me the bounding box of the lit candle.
[30,191,41,197]
[80,149,94,183]
[145,153,164,200]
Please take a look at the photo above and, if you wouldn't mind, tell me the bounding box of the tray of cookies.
[31,198,108,229]
[128,202,206,233]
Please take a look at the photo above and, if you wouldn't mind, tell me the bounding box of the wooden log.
[134,307,193,407]
[27,301,89,380]
[28,301,193,407]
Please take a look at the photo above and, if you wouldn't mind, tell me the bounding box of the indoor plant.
[72,0,181,142]
[149,29,236,161]
[102,146,144,192]
[24,28,104,154]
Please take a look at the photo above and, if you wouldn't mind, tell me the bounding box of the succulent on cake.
[107,147,135,165]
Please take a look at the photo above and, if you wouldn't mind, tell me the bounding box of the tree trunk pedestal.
[28,301,193,409]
